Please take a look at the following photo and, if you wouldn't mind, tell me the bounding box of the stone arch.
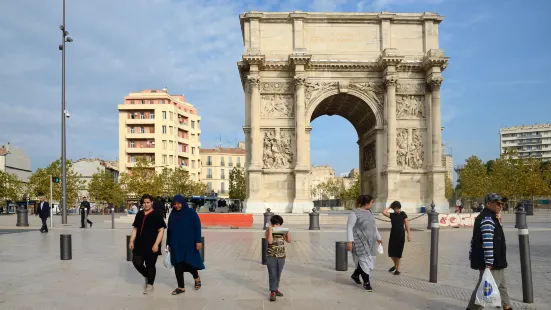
[305,88,383,132]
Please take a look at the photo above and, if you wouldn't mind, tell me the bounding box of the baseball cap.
[485,193,506,204]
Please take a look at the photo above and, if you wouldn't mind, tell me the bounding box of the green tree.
[519,157,549,200]
[341,172,360,201]
[88,169,125,211]
[459,155,487,199]
[119,156,162,197]
[229,166,246,200]
[27,159,83,206]
[0,171,23,204]
[166,167,198,197]
[444,174,454,201]
[488,149,520,198]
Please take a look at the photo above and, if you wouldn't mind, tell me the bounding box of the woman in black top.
[382,201,411,275]
[129,194,166,294]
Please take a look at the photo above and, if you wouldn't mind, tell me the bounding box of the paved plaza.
[0,213,549,309]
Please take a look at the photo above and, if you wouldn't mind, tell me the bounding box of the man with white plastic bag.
[466,193,512,310]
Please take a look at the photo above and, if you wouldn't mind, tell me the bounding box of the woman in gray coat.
[346,194,382,292]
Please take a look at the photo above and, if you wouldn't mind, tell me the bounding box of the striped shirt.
[480,216,496,266]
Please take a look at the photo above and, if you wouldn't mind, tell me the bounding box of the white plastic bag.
[163,251,173,269]
[474,269,502,307]
[377,243,384,254]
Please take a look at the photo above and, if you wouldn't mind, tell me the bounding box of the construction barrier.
[198,213,253,228]
[438,213,480,228]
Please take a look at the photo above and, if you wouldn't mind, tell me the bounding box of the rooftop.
[500,123,551,132]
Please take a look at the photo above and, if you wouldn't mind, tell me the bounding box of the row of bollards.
[262,208,320,231]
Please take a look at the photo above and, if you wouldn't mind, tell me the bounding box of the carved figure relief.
[396,129,424,169]
[396,95,424,119]
[396,83,427,95]
[350,82,384,111]
[263,129,294,169]
[261,95,294,118]
[261,82,294,93]
[304,81,339,115]
[362,142,376,171]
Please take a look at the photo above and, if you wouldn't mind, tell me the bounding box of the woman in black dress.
[382,201,411,275]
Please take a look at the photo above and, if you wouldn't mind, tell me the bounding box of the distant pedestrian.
[266,215,291,302]
[347,194,382,292]
[129,194,166,295]
[456,197,462,213]
[79,196,93,228]
[382,201,411,275]
[466,193,512,310]
[167,194,205,295]
[36,196,50,233]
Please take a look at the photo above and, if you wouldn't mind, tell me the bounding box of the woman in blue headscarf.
[167,194,205,295]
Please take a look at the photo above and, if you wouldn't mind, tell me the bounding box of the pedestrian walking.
[347,194,382,292]
[79,196,93,228]
[36,196,50,233]
[382,201,411,275]
[167,194,205,295]
[466,193,512,310]
[266,215,291,302]
[456,197,462,213]
[129,194,166,295]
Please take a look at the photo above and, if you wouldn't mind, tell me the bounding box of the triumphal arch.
[237,11,449,214]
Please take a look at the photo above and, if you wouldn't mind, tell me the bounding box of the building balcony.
[118,105,156,111]
[127,148,156,154]
[517,140,542,145]
[126,133,155,139]
[206,174,213,179]
[177,136,189,143]
[126,118,155,125]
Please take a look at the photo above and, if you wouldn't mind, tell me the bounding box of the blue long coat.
[166,206,205,270]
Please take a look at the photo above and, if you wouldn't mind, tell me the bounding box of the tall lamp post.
[59,0,72,224]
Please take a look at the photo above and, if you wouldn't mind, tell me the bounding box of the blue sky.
[0,0,549,181]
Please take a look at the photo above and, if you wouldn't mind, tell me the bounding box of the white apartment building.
[118,89,202,179]
[500,123,551,161]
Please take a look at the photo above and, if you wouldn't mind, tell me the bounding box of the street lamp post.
[59,0,72,224]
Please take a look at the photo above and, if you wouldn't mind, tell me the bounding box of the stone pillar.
[294,75,307,169]
[384,74,399,168]
[247,75,262,168]
[428,76,444,168]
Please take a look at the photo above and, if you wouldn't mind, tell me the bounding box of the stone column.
[294,75,307,169]
[384,74,399,168]
[428,76,444,168]
[247,75,261,168]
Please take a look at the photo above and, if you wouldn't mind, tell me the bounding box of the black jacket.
[37,201,50,219]
[80,201,91,214]
[469,208,508,270]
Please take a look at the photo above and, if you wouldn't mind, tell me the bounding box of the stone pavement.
[0,216,548,310]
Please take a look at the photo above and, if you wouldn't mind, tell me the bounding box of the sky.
[0,0,550,182]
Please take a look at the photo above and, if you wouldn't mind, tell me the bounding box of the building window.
[197,120,200,129]
[162,126,167,134]
[163,140,167,149]
[191,120,195,128]
[160,100,165,104]
[140,127,145,134]
[169,155,173,165]
[191,160,195,168]
[221,182,225,194]
[228,157,233,167]
[221,169,225,179]
[130,141,135,148]
[207,182,212,191]
[170,112,173,121]
[207,168,212,179]
[129,155,135,163]
[149,100,153,104]
[220,157,225,166]
[130,112,135,119]
[150,113,154,119]
[163,155,167,164]
[140,112,144,119]
[237,157,241,167]
[170,126,173,135]
[140,100,145,104]
[130,127,135,134]
[207,156,212,166]
[192,147,195,155]
[130,100,134,104]
[163,111,167,119]
[170,141,173,150]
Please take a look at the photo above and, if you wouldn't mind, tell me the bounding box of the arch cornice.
[305,86,383,129]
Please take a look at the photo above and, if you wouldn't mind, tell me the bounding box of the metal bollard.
[16,208,30,227]
[84,210,89,229]
[427,201,437,229]
[111,207,115,229]
[263,208,274,230]
[335,241,348,271]
[309,208,320,230]
[60,234,72,260]
[126,235,133,261]
[429,214,440,283]
[516,210,534,303]
[199,236,205,262]
[261,238,268,265]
